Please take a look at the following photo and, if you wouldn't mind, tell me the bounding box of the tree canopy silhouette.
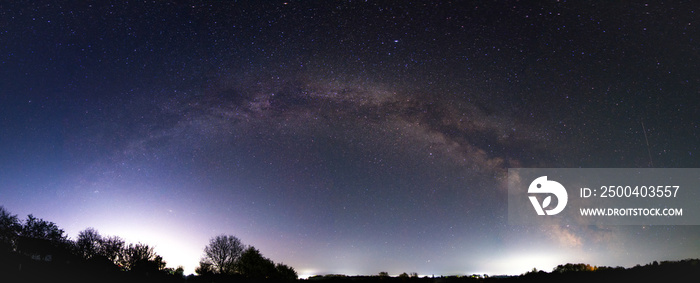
[201,234,245,274]
[275,263,299,282]
[101,235,126,265]
[0,206,302,282]
[0,206,20,251]
[196,234,298,281]
[76,227,102,260]
[237,246,276,280]
[120,242,165,273]
[20,214,66,243]
[553,263,596,273]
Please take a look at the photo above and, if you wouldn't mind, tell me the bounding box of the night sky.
[1,0,699,277]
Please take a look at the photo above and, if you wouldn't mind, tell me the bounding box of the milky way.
[1,0,699,276]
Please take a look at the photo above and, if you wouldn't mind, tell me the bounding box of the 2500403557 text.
[580,185,680,198]
[579,185,680,198]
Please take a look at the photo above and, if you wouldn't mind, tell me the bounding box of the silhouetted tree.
[275,263,299,281]
[202,234,244,274]
[237,246,276,280]
[16,214,71,260]
[136,254,166,272]
[20,214,66,243]
[553,263,596,273]
[173,265,185,277]
[76,227,103,260]
[101,235,125,264]
[378,271,389,277]
[0,206,20,251]
[120,242,158,271]
[195,260,214,275]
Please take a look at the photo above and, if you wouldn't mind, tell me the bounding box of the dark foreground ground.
[2,249,699,283]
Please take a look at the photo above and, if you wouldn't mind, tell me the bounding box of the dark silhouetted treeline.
[2,206,699,283]
[514,259,700,283]
[194,234,297,282]
[0,206,295,283]
[304,259,700,283]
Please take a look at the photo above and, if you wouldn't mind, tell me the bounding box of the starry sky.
[1,0,699,277]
